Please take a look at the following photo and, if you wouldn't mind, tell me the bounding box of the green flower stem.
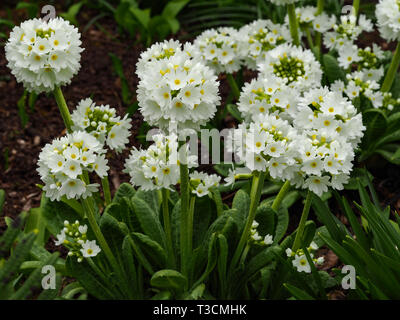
[317,0,324,13]
[381,42,400,93]
[162,188,175,268]
[292,191,313,252]
[271,180,291,212]
[211,186,224,217]
[187,196,196,256]
[81,197,118,271]
[230,171,266,270]
[287,3,300,46]
[226,73,240,100]
[305,27,314,51]
[179,163,190,279]
[53,86,73,133]
[315,0,324,54]
[101,176,112,206]
[353,0,360,17]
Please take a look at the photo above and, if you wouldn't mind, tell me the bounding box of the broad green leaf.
[130,232,167,270]
[322,54,345,83]
[60,1,85,25]
[284,283,315,300]
[150,269,187,292]
[231,189,250,231]
[131,196,166,248]
[112,183,136,204]
[254,204,276,237]
[227,104,243,122]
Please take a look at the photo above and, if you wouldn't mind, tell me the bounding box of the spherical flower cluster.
[285,6,336,34]
[286,242,324,273]
[55,220,101,262]
[5,17,83,93]
[193,27,243,74]
[190,171,221,197]
[238,20,290,70]
[136,40,221,130]
[268,0,300,5]
[292,87,365,195]
[37,131,108,201]
[124,133,198,191]
[338,43,385,71]
[257,44,322,92]
[231,84,365,195]
[332,70,385,109]
[250,220,274,246]
[376,0,400,41]
[237,77,299,122]
[323,14,373,50]
[227,114,301,178]
[71,98,132,153]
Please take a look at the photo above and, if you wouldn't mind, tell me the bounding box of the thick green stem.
[230,171,266,270]
[53,86,73,133]
[271,180,291,212]
[292,191,313,251]
[314,0,324,55]
[211,187,224,217]
[317,0,324,14]
[382,42,400,93]
[101,176,112,206]
[187,196,196,256]
[81,197,118,270]
[305,27,314,51]
[162,188,175,268]
[287,3,300,46]
[353,0,360,17]
[179,163,190,278]
[226,73,240,100]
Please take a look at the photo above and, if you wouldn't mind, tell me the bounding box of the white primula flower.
[124,133,198,191]
[80,240,101,258]
[5,17,83,93]
[237,77,299,122]
[71,98,132,153]
[264,234,274,245]
[292,254,311,273]
[238,20,291,70]
[37,131,105,201]
[258,44,322,92]
[54,229,66,246]
[190,171,221,197]
[338,44,361,69]
[136,41,220,130]
[376,0,400,41]
[193,27,243,74]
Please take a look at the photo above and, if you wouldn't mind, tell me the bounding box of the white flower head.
[37,131,105,201]
[80,240,101,258]
[292,254,311,273]
[238,20,291,70]
[71,98,132,153]
[257,44,322,92]
[136,40,220,130]
[376,0,400,41]
[193,27,243,74]
[5,17,84,93]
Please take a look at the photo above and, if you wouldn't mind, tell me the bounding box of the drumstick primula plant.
[3,0,400,300]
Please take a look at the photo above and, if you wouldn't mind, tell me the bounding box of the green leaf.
[284,283,315,300]
[113,183,136,204]
[255,203,276,237]
[0,189,5,214]
[274,206,289,243]
[130,7,151,29]
[24,207,46,246]
[16,2,38,19]
[130,232,167,270]
[231,189,250,231]
[131,196,166,248]
[162,0,189,19]
[41,197,80,236]
[17,91,29,128]
[227,104,243,122]
[151,269,187,293]
[60,1,85,25]
[66,257,117,300]
[362,109,388,148]
[322,54,345,83]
